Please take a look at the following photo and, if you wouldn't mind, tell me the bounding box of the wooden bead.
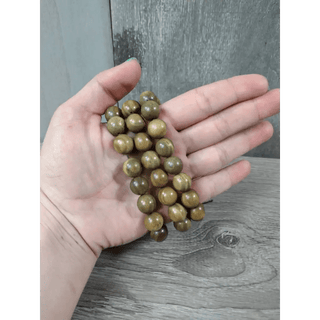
[123,158,142,177]
[158,187,178,206]
[174,218,191,232]
[113,134,133,154]
[155,138,174,157]
[144,212,164,232]
[107,116,125,136]
[181,189,200,208]
[134,132,153,151]
[190,203,205,221]
[173,173,192,192]
[150,224,168,242]
[125,114,145,133]
[141,101,160,120]
[121,100,140,118]
[150,169,168,187]
[105,105,121,121]
[130,176,149,195]
[147,119,167,138]
[168,203,187,222]
[141,151,161,169]
[163,156,183,175]
[137,194,157,214]
[139,91,161,106]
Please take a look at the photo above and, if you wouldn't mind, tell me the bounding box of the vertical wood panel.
[110,0,280,158]
[40,0,114,142]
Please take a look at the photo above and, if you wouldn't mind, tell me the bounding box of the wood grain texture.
[72,156,279,320]
[40,0,114,142]
[110,0,280,158]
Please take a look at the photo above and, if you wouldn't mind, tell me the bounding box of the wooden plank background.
[110,0,280,158]
[72,156,280,320]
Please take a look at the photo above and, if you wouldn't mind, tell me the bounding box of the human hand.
[40,59,279,256]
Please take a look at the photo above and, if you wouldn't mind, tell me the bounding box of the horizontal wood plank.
[72,156,279,320]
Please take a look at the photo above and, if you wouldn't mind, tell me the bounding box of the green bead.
[172,173,192,192]
[130,177,149,195]
[121,100,141,118]
[113,134,133,154]
[163,156,183,175]
[139,91,161,106]
[168,203,187,222]
[134,133,153,151]
[137,195,157,214]
[181,189,200,208]
[141,151,161,169]
[144,212,164,232]
[174,218,191,232]
[150,169,168,187]
[125,114,145,133]
[190,203,205,221]
[123,158,142,177]
[107,116,125,136]
[150,225,168,242]
[158,187,178,206]
[155,138,174,157]
[141,101,160,120]
[105,105,121,121]
[147,119,167,138]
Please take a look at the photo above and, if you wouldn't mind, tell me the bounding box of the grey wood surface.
[40,0,114,142]
[72,156,280,320]
[110,0,280,159]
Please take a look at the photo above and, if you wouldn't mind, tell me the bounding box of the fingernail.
[126,57,139,64]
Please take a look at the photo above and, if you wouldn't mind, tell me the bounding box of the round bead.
[181,189,200,208]
[113,134,133,154]
[190,203,206,221]
[155,138,174,157]
[163,156,183,175]
[141,151,161,169]
[139,91,161,106]
[173,173,192,192]
[130,177,149,195]
[150,224,168,242]
[125,114,145,133]
[107,116,125,136]
[137,194,157,214]
[141,101,160,120]
[147,119,167,138]
[158,187,178,206]
[134,132,153,151]
[168,203,187,222]
[105,105,121,121]
[144,212,164,232]
[121,100,141,118]
[123,158,142,177]
[150,169,168,187]
[174,218,191,232]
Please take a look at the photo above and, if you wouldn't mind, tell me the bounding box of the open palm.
[40,60,279,255]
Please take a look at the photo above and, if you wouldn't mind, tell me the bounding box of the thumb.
[61,58,141,115]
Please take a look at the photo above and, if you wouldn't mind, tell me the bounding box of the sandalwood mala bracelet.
[105,91,205,242]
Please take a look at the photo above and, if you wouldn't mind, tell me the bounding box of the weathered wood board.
[111,0,280,158]
[72,156,280,320]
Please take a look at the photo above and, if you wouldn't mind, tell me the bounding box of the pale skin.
[40,59,280,319]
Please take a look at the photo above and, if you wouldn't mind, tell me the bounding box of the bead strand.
[104,90,206,243]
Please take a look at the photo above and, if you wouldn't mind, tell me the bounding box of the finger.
[161,74,268,130]
[188,121,273,178]
[193,160,251,203]
[60,59,141,116]
[182,88,280,154]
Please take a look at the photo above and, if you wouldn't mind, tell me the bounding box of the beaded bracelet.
[105,91,205,242]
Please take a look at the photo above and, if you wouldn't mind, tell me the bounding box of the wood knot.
[216,231,240,248]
